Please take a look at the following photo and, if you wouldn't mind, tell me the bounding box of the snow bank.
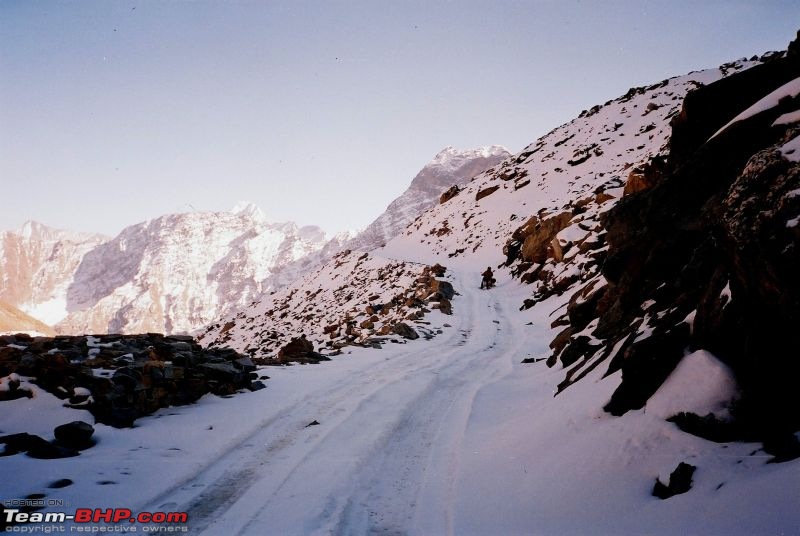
[646,349,738,419]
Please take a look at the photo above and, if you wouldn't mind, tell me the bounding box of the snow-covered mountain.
[54,205,331,335]
[0,221,107,325]
[346,145,510,251]
[258,145,510,290]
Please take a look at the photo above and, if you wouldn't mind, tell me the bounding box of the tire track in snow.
[329,275,528,535]
[141,272,475,533]
[143,271,527,535]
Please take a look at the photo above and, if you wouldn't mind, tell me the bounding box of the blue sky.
[1,1,798,236]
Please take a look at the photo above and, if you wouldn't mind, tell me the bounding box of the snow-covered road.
[142,272,532,535]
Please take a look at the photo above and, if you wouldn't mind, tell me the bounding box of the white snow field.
[2,271,798,535]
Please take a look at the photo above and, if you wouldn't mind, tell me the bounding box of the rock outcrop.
[548,43,800,459]
[0,333,260,427]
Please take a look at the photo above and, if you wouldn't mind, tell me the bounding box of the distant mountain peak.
[426,145,510,173]
[344,145,510,252]
[230,201,266,221]
[15,220,107,244]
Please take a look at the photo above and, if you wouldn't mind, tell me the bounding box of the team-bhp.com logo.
[3,508,188,532]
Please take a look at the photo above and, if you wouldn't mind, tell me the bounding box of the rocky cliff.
[549,43,800,459]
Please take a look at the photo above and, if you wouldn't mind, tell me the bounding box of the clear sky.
[1,1,798,237]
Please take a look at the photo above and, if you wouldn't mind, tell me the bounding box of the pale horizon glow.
[1,0,798,237]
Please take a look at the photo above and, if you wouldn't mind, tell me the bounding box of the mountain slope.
[383,61,764,267]
[199,250,454,357]
[0,221,107,325]
[0,300,55,336]
[56,206,331,335]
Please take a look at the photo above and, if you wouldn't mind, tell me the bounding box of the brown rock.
[434,298,453,315]
[513,211,573,264]
[475,185,500,201]
[440,185,462,204]
[623,155,665,196]
[277,335,314,359]
[323,324,338,335]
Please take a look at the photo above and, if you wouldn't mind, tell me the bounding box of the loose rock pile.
[0,333,261,427]
[201,253,457,361]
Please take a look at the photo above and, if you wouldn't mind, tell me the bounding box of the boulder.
[475,185,500,201]
[54,421,95,449]
[505,211,573,265]
[439,185,461,204]
[434,298,453,315]
[278,335,314,359]
[430,263,447,277]
[27,437,80,459]
[392,323,419,340]
[247,380,267,392]
[430,279,455,300]
[0,433,78,459]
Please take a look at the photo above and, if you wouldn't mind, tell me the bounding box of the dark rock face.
[652,462,696,499]
[0,333,262,427]
[668,49,794,165]
[550,46,800,452]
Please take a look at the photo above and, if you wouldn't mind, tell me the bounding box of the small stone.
[247,381,266,392]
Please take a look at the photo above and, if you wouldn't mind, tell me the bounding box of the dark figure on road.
[481,267,494,289]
